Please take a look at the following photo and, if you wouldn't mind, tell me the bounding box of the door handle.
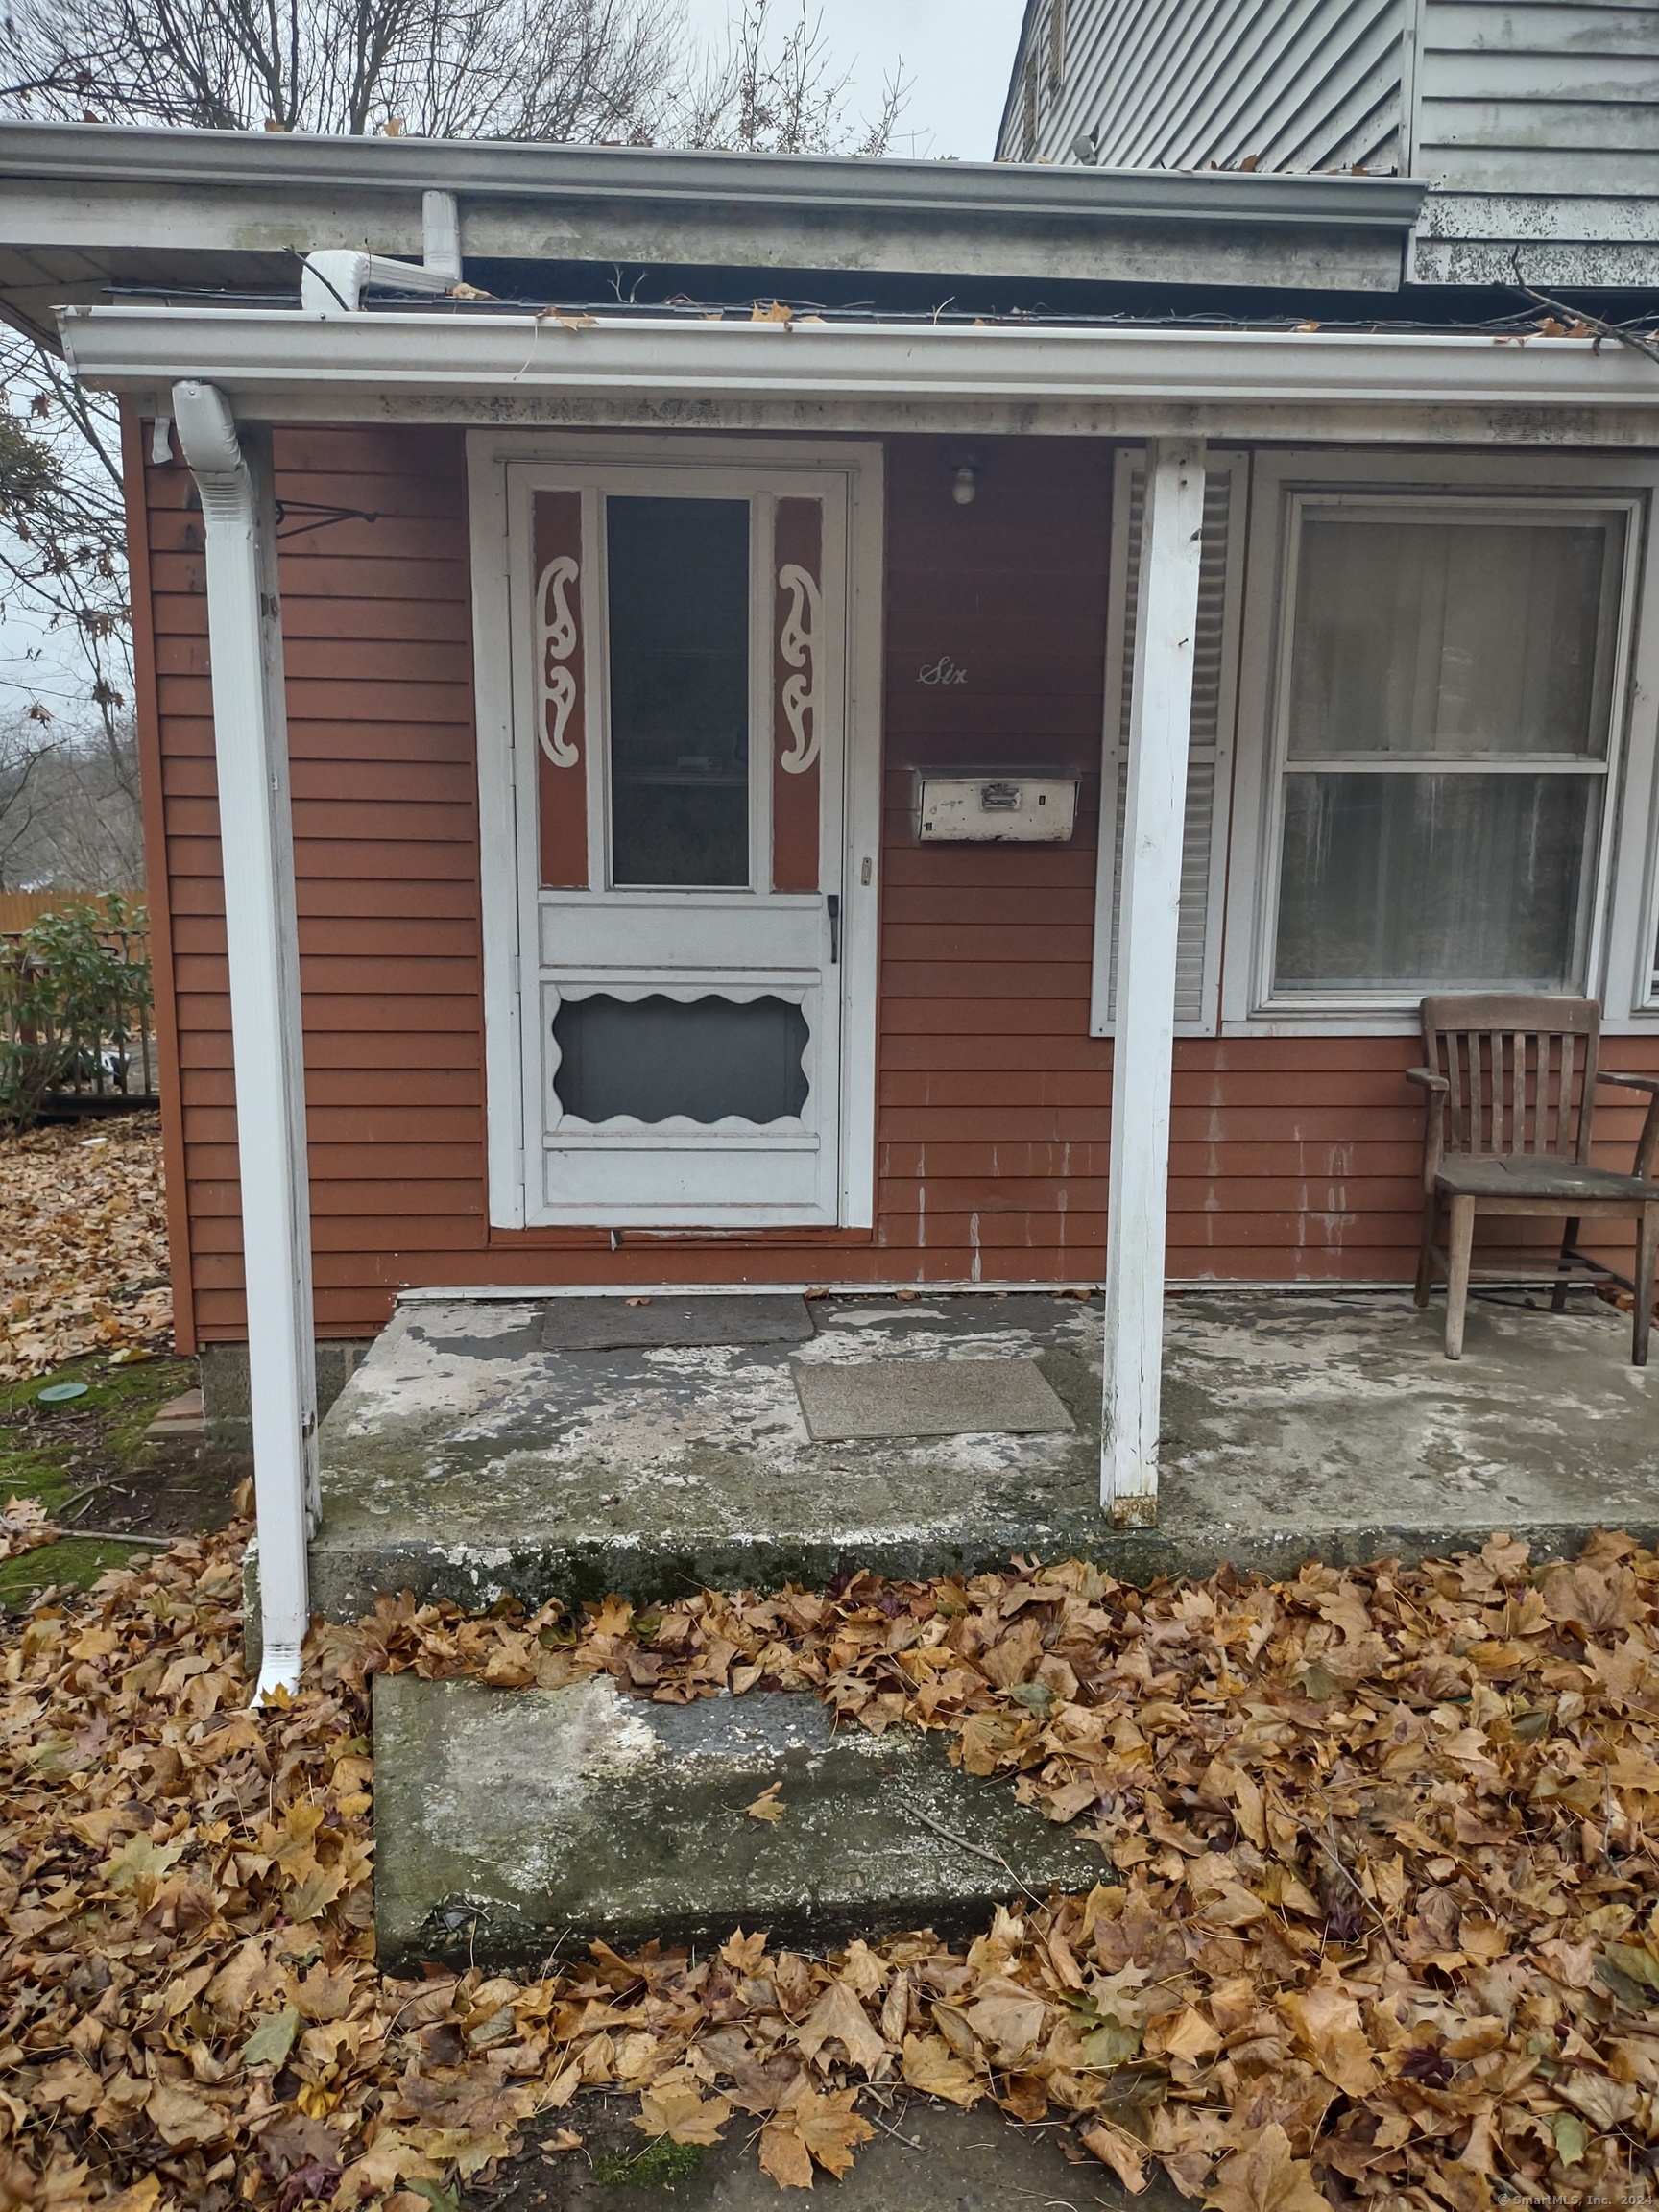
[827,893,841,965]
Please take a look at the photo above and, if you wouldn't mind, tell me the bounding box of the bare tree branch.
[679,1,908,156]
[1,0,685,137]
[0,0,906,768]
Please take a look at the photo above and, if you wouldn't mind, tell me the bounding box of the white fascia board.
[57,305,1659,421]
[0,118,1425,229]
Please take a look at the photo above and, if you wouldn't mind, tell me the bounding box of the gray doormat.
[792,1357,1073,1442]
[540,1293,812,1355]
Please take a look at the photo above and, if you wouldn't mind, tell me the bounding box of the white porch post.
[172,380,318,1697]
[1101,437,1206,1525]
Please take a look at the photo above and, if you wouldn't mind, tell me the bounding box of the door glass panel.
[607,495,750,886]
[553,994,808,1123]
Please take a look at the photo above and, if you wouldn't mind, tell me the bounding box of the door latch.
[827,893,841,965]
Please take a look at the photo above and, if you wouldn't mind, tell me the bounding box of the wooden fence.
[0,889,146,933]
[0,892,157,1118]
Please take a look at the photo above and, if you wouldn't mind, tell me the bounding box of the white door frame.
[467,429,885,1232]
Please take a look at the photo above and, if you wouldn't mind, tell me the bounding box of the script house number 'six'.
[918,656,968,687]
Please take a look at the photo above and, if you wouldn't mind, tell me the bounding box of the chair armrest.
[1406,1069,1450,1187]
[1599,1071,1659,1180]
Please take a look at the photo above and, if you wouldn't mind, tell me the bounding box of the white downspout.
[421,189,463,282]
[172,379,318,1699]
[1101,436,1206,1526]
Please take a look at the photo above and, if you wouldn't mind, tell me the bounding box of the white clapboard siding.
[996,0,1403,176]
[1092,453,1247,1038]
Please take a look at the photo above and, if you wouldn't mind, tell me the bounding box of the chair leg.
[1551,1216,1581,1313]
[1414,1190,1438,1309]
[1634,1206,1658,1369]
[1445,1194,1477,1360]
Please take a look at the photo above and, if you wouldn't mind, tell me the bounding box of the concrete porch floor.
[304,1284,1659,1623]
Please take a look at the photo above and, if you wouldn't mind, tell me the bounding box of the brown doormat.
[791,1358,1073,1442]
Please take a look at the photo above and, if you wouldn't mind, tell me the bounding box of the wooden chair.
[1408,995,1659,1364]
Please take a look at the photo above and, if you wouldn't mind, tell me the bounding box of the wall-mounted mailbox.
[914,774,1079,844]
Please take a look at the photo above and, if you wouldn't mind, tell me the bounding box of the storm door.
[504,450,871,1226]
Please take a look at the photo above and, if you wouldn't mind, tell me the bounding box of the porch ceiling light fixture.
[951,461,978,505]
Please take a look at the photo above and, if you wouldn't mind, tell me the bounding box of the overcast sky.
[683,0,1026,163]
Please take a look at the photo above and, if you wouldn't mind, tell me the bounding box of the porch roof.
[0,119,1429,349]
[57,297,1659,445]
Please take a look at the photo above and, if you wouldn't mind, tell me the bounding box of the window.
[1266,498,1629,1000]
[1048,0,1067,94]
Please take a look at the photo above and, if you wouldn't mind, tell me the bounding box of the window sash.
[1273,767,1605,996]
[1285,503,1625,769]
[1260,491,1640,1011]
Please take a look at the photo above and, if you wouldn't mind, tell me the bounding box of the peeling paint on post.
[1101,437,1205,1526]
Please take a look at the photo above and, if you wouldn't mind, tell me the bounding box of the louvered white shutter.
[1091,450,1247,1036]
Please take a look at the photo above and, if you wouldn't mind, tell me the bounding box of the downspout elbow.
[172,379,248,508]
[301,247,457,315]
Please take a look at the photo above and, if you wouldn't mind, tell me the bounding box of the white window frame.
[1222,447,1659,1037]
[1092,445,1249,1038]
[468,430,886,1230]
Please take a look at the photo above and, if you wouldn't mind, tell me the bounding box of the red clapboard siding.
[138,421,1659,1340]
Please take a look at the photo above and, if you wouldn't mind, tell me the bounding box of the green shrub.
[0,895,153,1125]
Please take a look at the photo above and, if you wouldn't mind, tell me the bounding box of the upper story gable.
[997,0,1659,288]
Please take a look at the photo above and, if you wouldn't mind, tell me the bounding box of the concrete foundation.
[298,1286,1659,1633]
[202,1337,373,1448]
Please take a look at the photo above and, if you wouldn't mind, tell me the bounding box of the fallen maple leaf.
[104,1833,184,1890]
[721,1927,769,1973]
[745,1781,786,1821]
[795,1980,887,2075]
[145,2080,229,2149]
[1209,2124,1328,2212]
[1079,2118,1147,2193]
[636,2082,733,2146]
[241,2006,300,2068]
[900,2032,981,2107]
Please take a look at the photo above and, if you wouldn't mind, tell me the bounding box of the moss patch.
[0,1353,243,1604]
[589,2137,707,2189]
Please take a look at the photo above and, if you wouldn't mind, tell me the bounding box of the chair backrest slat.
[1420,994,1600,1167]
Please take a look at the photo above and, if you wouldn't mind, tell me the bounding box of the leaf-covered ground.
[0,1349,250,1608]
[9,1523,1659,2209]
[0,1116,170,1382]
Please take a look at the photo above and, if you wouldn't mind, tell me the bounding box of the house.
[2,107,1658,1686]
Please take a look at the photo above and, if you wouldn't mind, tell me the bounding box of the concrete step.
[143,1385,204,1444]
[373,1674,1107,1973]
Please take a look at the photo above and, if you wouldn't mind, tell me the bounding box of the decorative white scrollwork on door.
[778,561,822,775]
[538,552,581,767]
